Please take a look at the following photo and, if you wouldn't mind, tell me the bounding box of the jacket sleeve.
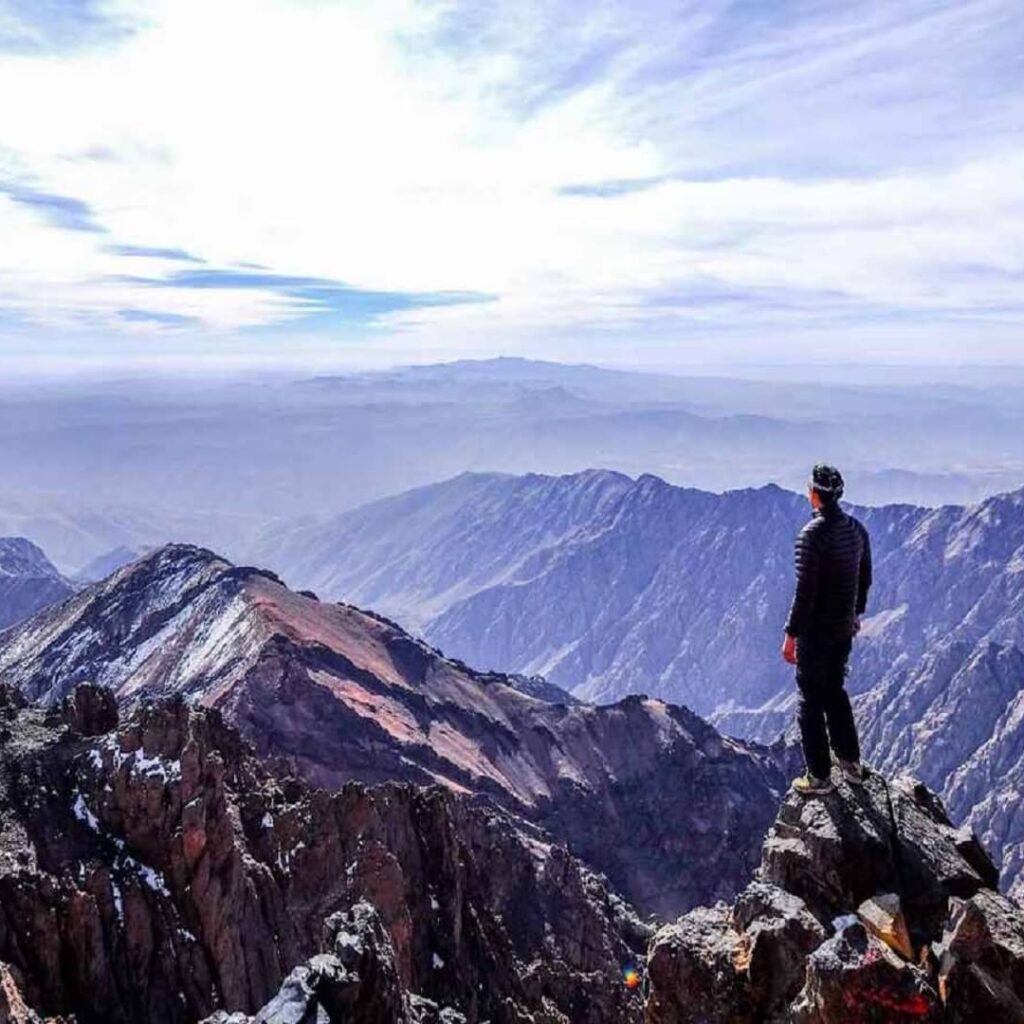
[785,523,821,637]
[856,520,872,616]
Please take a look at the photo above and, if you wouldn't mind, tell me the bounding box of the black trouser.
[795,632,860,780]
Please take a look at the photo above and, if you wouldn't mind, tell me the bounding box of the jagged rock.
[0,685,644,1024]
[732,881,826,1013]
[211,952,374,1024]
[761,772,995,939]
[59,683,118,736]
[936,889,1024,1021]
[405,996,467,1024]
[318,903,404,1021]
[790,921,942,1023]
[950,824,1002,889]
[857,893,914,960]
[0,964,41,1024]
[646,904,753,1024]
[647,774,1024,1022]
[646,881,826,1023]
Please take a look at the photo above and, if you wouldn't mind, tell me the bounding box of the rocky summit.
[0,544,787,920]
[0,682,647,1024]
[646,767,1024,1022]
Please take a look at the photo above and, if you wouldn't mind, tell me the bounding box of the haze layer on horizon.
[1,0,1022,371]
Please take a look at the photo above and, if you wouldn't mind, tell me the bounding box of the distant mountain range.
[253,471,1024,895]
[6,469,1024,893]
[0,536,74,630]
[2,357,1023,578]
[0,544,788,920]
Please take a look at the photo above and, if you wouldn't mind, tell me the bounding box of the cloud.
[558,178,666,198]
[117,308,198,327]
[0,182,105,233]
[0,0,1021,364]
[0,0,140,54]
[121,267,494,325]
[107,243,204,262]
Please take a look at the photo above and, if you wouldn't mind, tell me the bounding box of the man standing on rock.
[782,464,872,796]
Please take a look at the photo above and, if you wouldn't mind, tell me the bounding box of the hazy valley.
[5,359,1024,576]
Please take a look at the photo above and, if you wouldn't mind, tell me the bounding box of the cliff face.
[0,682,647,1024]
[646,769,1024,1022]
[0,545,788,920]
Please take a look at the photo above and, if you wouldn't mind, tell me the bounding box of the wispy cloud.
[0,0,1021,364]
[107,243,204,263]
[117,308,197,327]
[121,267,493,325]
[0,0,140,54]
[0,182,104,232]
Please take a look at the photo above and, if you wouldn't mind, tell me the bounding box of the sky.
[0,0,1022,371]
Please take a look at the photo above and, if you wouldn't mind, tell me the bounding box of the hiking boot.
[838,759,866,786]
[793,773,835,796]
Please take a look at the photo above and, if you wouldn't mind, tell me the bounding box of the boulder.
[646,904,753,1024]
[58,682,118,736]
[857,893,914,961]
[936,889,1024,1021]
[790,921,942,1023]
[733,882,826,1013]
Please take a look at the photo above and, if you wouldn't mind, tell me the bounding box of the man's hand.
[782,633,797,665]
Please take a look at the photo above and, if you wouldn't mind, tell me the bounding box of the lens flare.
[623,966,641,990]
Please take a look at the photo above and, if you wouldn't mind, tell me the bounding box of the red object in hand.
[782,634,797,665]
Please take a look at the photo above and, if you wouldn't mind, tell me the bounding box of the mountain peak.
[0,535,74,631]
[0,536,64,578]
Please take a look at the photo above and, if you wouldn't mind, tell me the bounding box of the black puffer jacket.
[785,503,872,640]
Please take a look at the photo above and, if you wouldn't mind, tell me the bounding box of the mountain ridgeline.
[251,471,1024,897]
[0,544,788,921]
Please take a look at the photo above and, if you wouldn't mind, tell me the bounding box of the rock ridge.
[646,769,1024,1022]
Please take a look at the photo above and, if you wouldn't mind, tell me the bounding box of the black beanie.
[810,464,844,502]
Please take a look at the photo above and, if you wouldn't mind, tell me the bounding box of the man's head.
[808,464,844,510]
